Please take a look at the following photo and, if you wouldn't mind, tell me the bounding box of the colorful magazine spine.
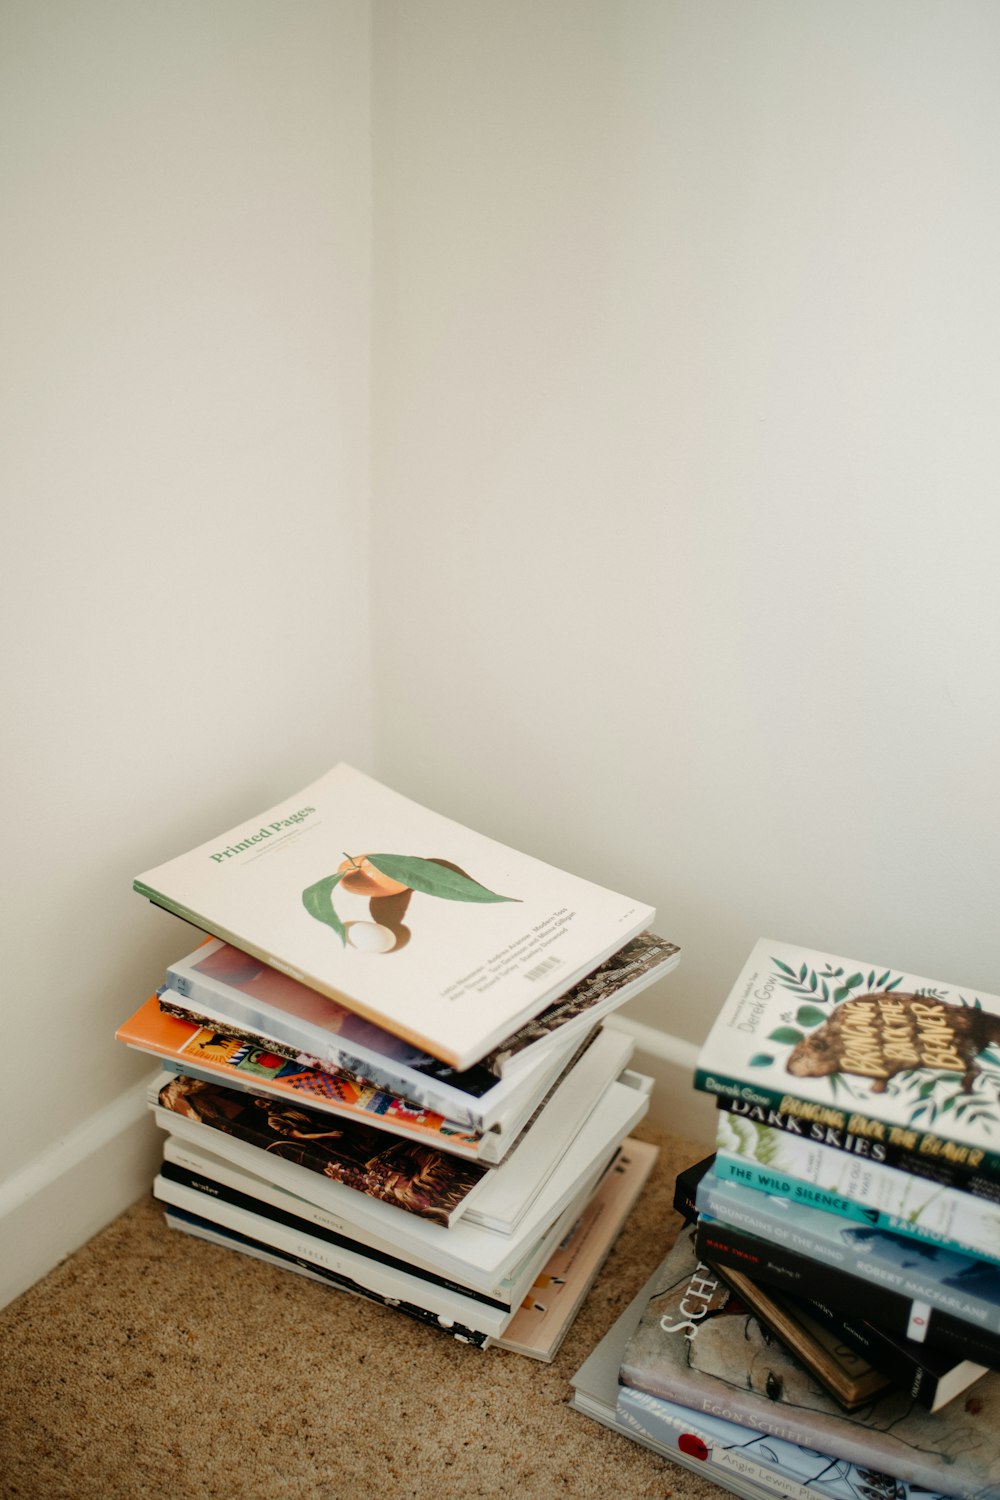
[695,1167,1000,1336]
[119,994,485,1157]
[712,1150,1000,1267]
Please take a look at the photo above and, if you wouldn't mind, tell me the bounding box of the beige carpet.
[0,1125,729,1500]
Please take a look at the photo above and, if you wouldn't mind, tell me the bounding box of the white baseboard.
[0,1024,712,1311]
[604,1016,717,1146]
[0,1070,163,1310]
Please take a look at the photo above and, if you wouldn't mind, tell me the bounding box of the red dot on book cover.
[256,1054,283,1069]
[678,1435,709,1461]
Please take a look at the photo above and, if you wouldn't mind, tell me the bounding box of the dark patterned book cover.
[156,1074,488,1226]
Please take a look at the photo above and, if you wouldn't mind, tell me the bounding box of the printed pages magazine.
[134,764,655,1069]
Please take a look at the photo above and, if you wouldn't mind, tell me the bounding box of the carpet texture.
[0,1125,728,1500]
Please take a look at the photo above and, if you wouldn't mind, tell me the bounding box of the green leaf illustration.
[768,1027,804,1045]
[749,1053,775,1068]
[796,1005,827,1028]
[365,854,519,904]
[302,870,347,943]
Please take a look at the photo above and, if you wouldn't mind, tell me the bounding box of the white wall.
[7,0,1000,1302]
[371,1,1000,1067]
[0,0,372,1302]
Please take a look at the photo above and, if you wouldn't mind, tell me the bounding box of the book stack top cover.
[693,938,1000,1172]
[134,763,656,1072]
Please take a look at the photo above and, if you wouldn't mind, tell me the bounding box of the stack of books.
[118,763,679,1359]
[571,938,1000,1500]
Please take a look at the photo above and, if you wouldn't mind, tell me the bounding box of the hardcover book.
[708,1264,892,1411]
[570,1270,947,1500]
[134,763,655,1070]
[619,1223,1000,1500]
[154,1073,488,1226]
[695,939,1000,1177]
[799,1292,988,1414]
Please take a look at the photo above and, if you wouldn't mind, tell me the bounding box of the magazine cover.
[134,763,655,1069]
[163,935,599,1135]
[620,1224,1000,1500]
[479,932,679,1077]
[155,1074,488,1227]
[117,995,485,1158]
[695,939,1000,1174]
[150,1066,648,1294]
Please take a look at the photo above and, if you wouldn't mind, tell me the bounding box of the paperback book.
[134,763,655,1069]
[619,1223,1000,1499]
[717,1108,1000,1236]
[163,1207,492,1347]
[155,1175,514,1337]
[694,1170,1000,1367]
[712,1147,1000,1267]
[162,935,599,1136]
[694,939,1000,1178]
[158,1137,569,1311]
[148,1066,651,1297]
[154,1072,488,1226]
[717,1097,1000,1202]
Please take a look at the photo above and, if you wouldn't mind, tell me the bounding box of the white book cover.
[159,1133,592,1307]
[462,1028,635,1232]
[161,937,587,1137]
[148,1066,650,1293]
[135,764,655,1069]
[153,1174,515,1338]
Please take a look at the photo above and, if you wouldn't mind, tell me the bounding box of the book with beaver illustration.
[695,940,1000,1174]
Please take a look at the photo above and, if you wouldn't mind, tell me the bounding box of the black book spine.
[160,1159,509,1311]
[694,1217,1000,1374]
[165,1204,490,1347]
[787,1292,954,1409]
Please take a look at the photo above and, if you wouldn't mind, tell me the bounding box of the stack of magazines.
[118,763,678,1358]
[570,939,1000,1499]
